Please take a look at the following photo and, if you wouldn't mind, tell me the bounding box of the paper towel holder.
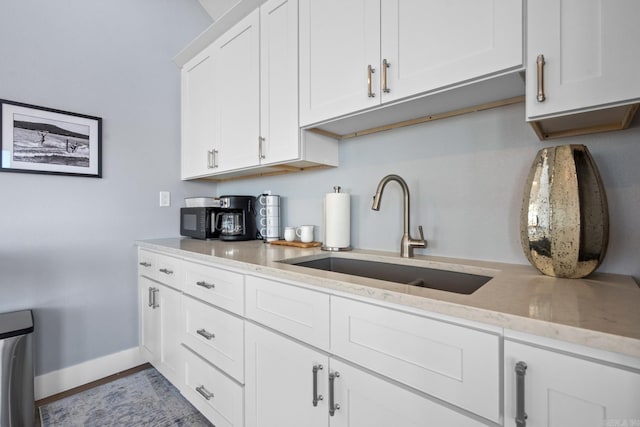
[322,186,352,252]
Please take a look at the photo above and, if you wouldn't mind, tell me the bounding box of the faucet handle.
[417,225,424,241]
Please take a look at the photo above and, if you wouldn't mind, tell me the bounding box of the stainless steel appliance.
[0,310,34,427]
[217,196,257,241]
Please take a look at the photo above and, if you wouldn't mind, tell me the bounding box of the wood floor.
[34,363,152,426]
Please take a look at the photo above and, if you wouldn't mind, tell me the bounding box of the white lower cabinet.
[181,346,244,427]
[329,359,486,427]
[331,297,500,423]
[245,321,487,427]
[138,276,181,386]
[245,322,328,427]
[504,339,640,427]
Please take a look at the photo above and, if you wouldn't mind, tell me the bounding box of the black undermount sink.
[287,257,491,295]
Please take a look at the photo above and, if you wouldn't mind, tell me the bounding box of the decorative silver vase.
[520,144,609,278]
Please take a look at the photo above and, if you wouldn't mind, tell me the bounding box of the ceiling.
[198,0,241,20]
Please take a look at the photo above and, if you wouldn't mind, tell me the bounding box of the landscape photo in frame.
[0,99,102,177]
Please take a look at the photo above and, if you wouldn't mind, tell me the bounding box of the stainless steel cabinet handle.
[147,287,154,307]
[312,364,324,407]
[195,385,214,400]
[258,136,266,160]
[139,262,151,267]
[382,59,390,93]
[159,268,173,275]
[328,371,340,416]
[208,149,219,168]
[151,288,159,309]
[367,65,376,98]
[196,280,215,290]
[536,54,546,102]
[197,328,215,340]
[515,361,528,427]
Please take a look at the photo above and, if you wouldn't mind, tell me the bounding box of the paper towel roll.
[324,189,351,250]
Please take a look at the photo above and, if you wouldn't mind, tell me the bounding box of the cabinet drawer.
[183,260,244,315]
[181,346,244,427]
[245,275,330,350]
[154,252,183,290]
[181,295,244,382]
[331,297,500,422]
[137,249,156,278]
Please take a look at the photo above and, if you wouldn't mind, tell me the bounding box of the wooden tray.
[269,240,322,248]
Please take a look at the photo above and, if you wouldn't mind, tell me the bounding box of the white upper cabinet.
[259,0,300,165]
[181,44,218,179]
[215,10,261,172]
[180,0,338,181]
[380,0,522,103]
[299,0,381,126]
[299,0,523,127]
[181,11,259,178]
[526,0,640,139]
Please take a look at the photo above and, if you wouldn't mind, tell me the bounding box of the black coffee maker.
[216,195,257,241]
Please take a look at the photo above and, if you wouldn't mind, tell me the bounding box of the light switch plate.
[159,191,170,207]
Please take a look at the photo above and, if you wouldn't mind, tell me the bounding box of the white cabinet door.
[299,0,381,126]
[329,359,488,427]
[156,282,181,385]
[138,278,181,385]
[181,44,219,179]
[139,277,160,364]
[527,0,640,119]
[331,297,500,422]
[300,0,522,127]
[260,0,300,164]
[504,340,640,427]
[245,322,329,427]
[380,0,522,103]
[215,9,260,172]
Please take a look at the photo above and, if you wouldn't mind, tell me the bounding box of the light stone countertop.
[137,238,640,359]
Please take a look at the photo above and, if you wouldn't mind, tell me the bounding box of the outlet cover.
[159,191,170,207]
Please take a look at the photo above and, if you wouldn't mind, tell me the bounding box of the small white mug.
[284,226,296,242]
[296,225,314,243]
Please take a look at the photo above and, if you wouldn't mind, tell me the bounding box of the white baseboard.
[35,347,146,400]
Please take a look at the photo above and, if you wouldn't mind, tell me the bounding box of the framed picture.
[1,99,102,177]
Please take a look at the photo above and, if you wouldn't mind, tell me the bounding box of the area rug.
[39,367,213,426]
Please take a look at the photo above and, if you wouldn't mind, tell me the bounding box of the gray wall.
[0,0,214,375]
[218,104,640,280]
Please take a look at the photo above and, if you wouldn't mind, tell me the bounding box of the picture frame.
[0,99,102,178]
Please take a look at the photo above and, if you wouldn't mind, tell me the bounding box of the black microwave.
[180,207,220,239]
